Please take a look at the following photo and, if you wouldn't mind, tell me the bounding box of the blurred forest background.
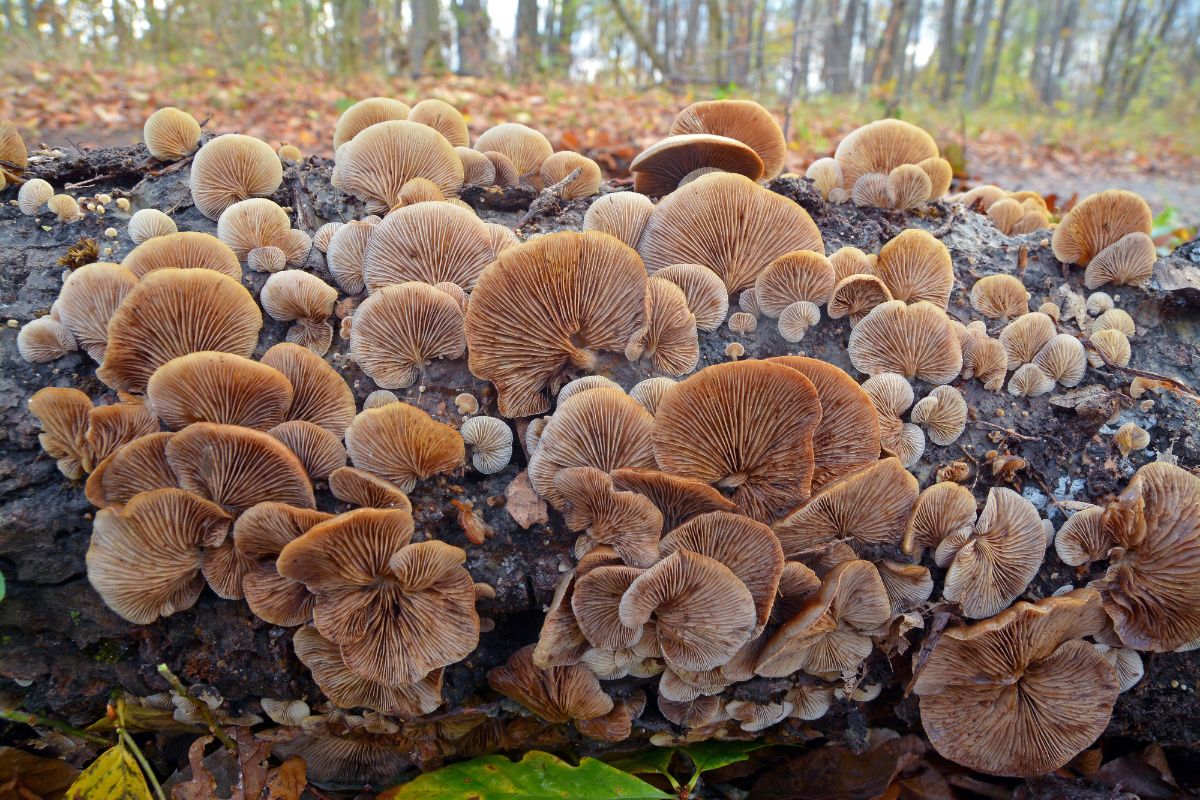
[1,0,1198,220]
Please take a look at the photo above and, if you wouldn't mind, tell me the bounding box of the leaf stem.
[155,663,237,751]
[0,707,112,745]
[119,728,168,800]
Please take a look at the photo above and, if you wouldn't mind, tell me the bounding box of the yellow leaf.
[65,745,154,800]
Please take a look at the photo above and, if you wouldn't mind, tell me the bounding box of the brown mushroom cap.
[581,192,654,249]
[834,119,939,189]
[333,97,411,149]
[611,467,737,532]
[555,466,663,567]
[56,261,137,362]
[669,99,786,179]
[324,218,377,295]
[754,251,837,317]
[86,488,230,623]
[630,134,764,197]
[653,360,823,522]
[472,123,554,179]
[910,385,968,445]
[121,231,242,281]
[227,501,332,624]
[328,466,413,511]
[805,158,844,200]
[902,481,977,557]
[987,198,1024,235]
[85,431,178,509]
[1052,189,1153,266]
[215,198,292,262]
[28,387,92,479]
[269,420,348,480]
[146,351,293,430]
[488,645,613,723]
[483,150,520,188]
[887,164,933,210]
[1084,231,1156,289]
[143,107,201,161]
[962,331,1008,391]
[874,229,954,309]
[343,402,465,493]
[0,120,29,181]
[407,98,469,147]
[653,263,730,332]
[465,231,649,417]
[17,316,77,363]
[638,172,823,295]
[555,375,623,407]
[1088,328,1132,368]
[349,281,466,390]
[970,274,1030,320]
[912,588,1117,777]
[456,146,496,187]
[127,208,178,245]
[918,157,953,198]
[337,121,464,212]
[627,377,676,415]
[540,151,603,200]
[847,300,963,384]
[1007,363,1055,397]
[262,270,338,354]
[261,342,356,438]
[80,402,160,475]
[827,273,893,324]
[1091,308,1135,337]
[97,268,262,393]
[1053,505,1108,567]
[362,201,493,291]
[572,564,647,650]
[625,277,699,375]
[851,172,891,207]
[999,311,1057,369]
[1033,333,1087,387]
[189,134,284,220]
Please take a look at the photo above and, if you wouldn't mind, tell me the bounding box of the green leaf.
[604,748,679,789]
[379,751,673,800]
[65,744,154,800]
[0,570,5,603]
[681,741,770,786]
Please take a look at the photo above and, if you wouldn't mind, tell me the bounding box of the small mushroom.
[313,222,343,254]
[628,377,677,416]
[610,467,736,532]
[344,402,465,493]
[121,231,242,280]
[988,198,1024,235]
[827,273,892,324]
[349,281,466,389]
[460,416,514,474]
[17,316,77,363]
[902,481,978,558]
[625,277,699,375]
[581,192,654,249]
[557,468,661,569]
[962,330,1007,391]
[166,422,315,510]
[1084,231,1156,289]
[630,134,764,197]
[671,99,786,179]
[143,107,201,160]
[336,120,464,213]
[727,311,757,334]
[261,342,356,438]
[1052,189,1153,266]
[17,178,53,215]
[333,97,411,149]
[918,156,953,199]
[887,164,933,210]
[653,263,729,332]
[47,194,82,222]
[189,134,284,220]
[456,146,496,187]
[407,98,469,147]
[834,119,939,191]
[851,173,891,207]
[848,300,962,384]
[1086,291,1115,316]
[805,158,843,200]
[1088,328,1131,368]
[778,301,821,342]
[269,420,348,480]
[328,466,411,510]
[540,151,602,199]
[754,250,836,317]
[234,502,332,626]
[488,645,612,723]
[0,120,29,181]
[970,274,1030,320]
[146,351,293,430]
[1091,308,1135,337]
[325,219,378,295]
[999,311,1057,369]
[262,270,339,355]
[874,229,954,309]
[911,385,967,445]
[127,208,178,244]
[55,261,138,362]
[1114,421,1150,455]
[473,123,554,182]
[1032,333,1087,387]
[483,150,520,188]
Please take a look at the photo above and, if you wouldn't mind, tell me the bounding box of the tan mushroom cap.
[189,134,283,220]
[333,97,411,149]
[349,282,466,390]
[913,588,1117,777]
[805,158,844,200]
[224,502,327,621]
[670,99,786,180]
[827,273,892,324]
[572,564,646,650]
[465,231,649,417]
[527,387,656,507]
[918,156,953,198]
[773,457,918,558]
[533,570,593,668]
[1091,307,1136,337]
[362,201,494,291]
[653,263,729,332]
[902,481,977,559]
[777,301,820,342]
[0,120,29,181]
[1052,189,1153,266]
[555,374,623,407]
[970,274,1029,320]
[262,270,338,354]
[911,385,967,445]
[17,178,53,215]
[540,151,603,200]
[848,300,962,384]
[654,360,823,523]
[938,487,1045,618]
[999,311,1057,369]
[1033,333,1087,387]
[852,172,891,207]
[638,172,823,295]
[753,251,837,317]
[407,98,469,147]
[575,692,645,741]
[269,420,348,480]
[127,208,178,245]
[610,467,736,532]
[325,219,377,295]
[834,119,939,189]
[143,107,201,161]
[625,277,699,375]
[658,694,723,728]
[756,559,891,677]
[1007,363,1055,397]
[29,387,92,479]
[146,351,293,431]
[215,198,292,262]
[958,184,1007,211]
[85,431,178,509]
[630,134,764,197]
[878,559,935,611]
[766,356,881,490]
[1092,462,1200,651]
[483,150,520,188]
[473,123,554,179]
[582,192,655,249]
[556,465,662,567]
[56,261,137,362]
[1053,505,1107,567]
[343,402,465,493]
[1113,421,1150,456]
[962,331,1007,391]
[328,466,412,511]
[1088,328,1132,368]
[74,402,158,474]
[165,422,314,511]
[888,164,933,210]
[488,645,613,723]
[272,733,409,785]
[456,147,496,187]
[628,377,677,416]
[395,176,446,206]
[460,416,514,474]
[97,268,262,393]
[1084,231,1156,289]
[261,342,356,438]
[18,316,77,363]
[874,229,954,309]
[987,198,1024,235]
[337,120,464,212]
[121,231,242,281]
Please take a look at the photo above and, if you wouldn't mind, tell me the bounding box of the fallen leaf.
[504,471,548,529]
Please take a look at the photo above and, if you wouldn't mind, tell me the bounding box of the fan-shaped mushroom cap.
[917,156,953,199]
[28,387,92,480]
[344,402,465,493]
[85,432,178,509]
[873,229,954,308]
[902,481,977,558]
[165,422,314,510]
[620,549,756,671]
[261,342,356,437]
[215,197,292,262]
[805,158,844,200]
[17,316,77,363]
[362,202,495,293]
[848,300,962,384]
[887,164,933,210]
[1052,189,1153,266]
[1086,291,1114,316]
[313,222,343,254]
[862,371,914,420]
[627,377,676,416]
[911,385,967,445]
[630,134,764,197]
[86,488,229,623]
[0,121,27,181]
[143,107,201,161]
[17,178,53,215]
[912,588,1117,777]
[581,192,654,249]
[56,261,137,362]
[465,231,649,417]
[1084,231,1156,289]
[727,311,757,335]
[189,134,283,220]
[827,273,892,324]
[849,172,889,207]
[483,150,520,188]
[121,231,242,280]
[270,420,347,479]
[488,645,613,723]
[757,559,891,677]
[328,466,412,510]
[1007,363,1055,397]
[572,563,647,649]
[773,457,917,558]
[658,694,723,728]
[473,123,554,179]
[625,277,699,375]
[351,281,466,389]
[958,184,1007,211]
[962,332,1007,391]
[333,97,411,150]
[1094,644,1144,693]
[261,270,338,354]
[1088,328,1131,368]
[610,467,736,532]
[1032,333,1086,387]
[970,274,1029,320]
[228,502,332,625]
[725,699,791,732]
[324,219,376,295]
[1113,421,1150,456]
[556,375,623,407]
[653,263,729,332]
[127,208,178,245]
[670,99,786,180]
[987,198,1024,235]
[754,251,837,317]
[996,311,1055,369]
[456,146,496,187]
[97,268,262,393]
[835,119,939,189]
[407,98,469,147]
[654,360,822,522]
[47,194,82,221]
[337,121,464,212]
[279,508,478,685]
[395,176,446,206]
[777,301,820,342]
[460,416,514,474]
[938,487,1045,618]
[1091,307,1135,337]
[540,151,603,200]
[1092,462,1200,651]
[638,172,823,295]
[1053,505,1107,567]
[145,351,292,431]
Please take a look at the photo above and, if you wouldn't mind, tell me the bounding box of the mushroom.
[277,144,302,163]
[918,156,953,199]
[653,263,729,332]
[216,198,298,264]
[1094,644,1144,693]
[556,467,663,567]
[473,123,554,182]
[17,178,53,215]
[460,416,514,474]
[726,700,792,732]
[805,158,843,200]
[998,311,1057,369]
[627,377,677,416]
[1086,291,1115,316]
[753,250,836,317]
[333,97,411,149]
[261,270,339,355]
[483,150,520,188]
[465,231,649,417]
[610,468,737,532]
[572,562,649,648]
[1084,231,1156,289]
[350,281,466,390]
[630,134,764,197]
[654,360,822,522]
[1052,189,1153,267]
[47,193,83,222]
[1113,421,1150,456]
[834,119,940,191]
[658,694,723,728]
[1091,308,1136,337]
[961,329,1007,391]
[873,229,954,309]
[189,134,284,220]
[912,588,1117,777]
[166,422,315,510]
[328,466,412,510]
[146,351,293,430]
[55,261,138,362]
[488,645,613,723]
[970,274,1029,320]
[958,184,1007,211]
[902,481,977,558]
[887,164,933,211]
[336,120,464,213]
[261,342,356,438]
[121,231,242,280]
[1053,505,1108,567]
[1032,334,1087,387]
[97,268,262,393]
[638,172,823,295]
[396,176,448,206]
[28,387,92,479]
[313,222,343,255]
[851,173,891,207]
[343,402,465,493]
[17,316,77,363]
[987,198,1024,235]
[847,300,962,384]
[1088,328,1131,367]
[456,147,496,187]
[0,120,28,181]
[233,502,332,625]
[361,201,493,291]
[575,693,645,742]
[325,218,378,295]
[671,99,787,180]
[827,273,893,324]
[625,277,699,375]
[910,385,967,445]
[128,208,178,244]
[777,301,820,342]
[143,107,201,160]
[269,420,348,480]
[556,375,623,407]
[407,98,469,147]
[85,436,175,510]
[727,311,757,334]
[581,192,655,249]
[540,151,603,199]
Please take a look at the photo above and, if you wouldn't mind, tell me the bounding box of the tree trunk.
[783,0,808,141]
[516,0,540,75]
[937,0,958,100]
[871,0,908,85]
[1116,0,1183,115]
[981,0,1011,102]
[963,0,994,105]
[609,0,672,79]
[453,0,491,76]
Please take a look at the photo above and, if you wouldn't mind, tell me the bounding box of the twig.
[516,167,583,228]
[156,664,237,752]
[928,206,960,239]
[120,728,168,800]
[1103,362,1200,402]
[973,419,1042,442]
[0,708,112,745]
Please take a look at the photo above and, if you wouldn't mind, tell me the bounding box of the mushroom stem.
[156,663,237,751]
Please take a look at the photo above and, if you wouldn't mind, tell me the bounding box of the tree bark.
[608,0,672,79]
